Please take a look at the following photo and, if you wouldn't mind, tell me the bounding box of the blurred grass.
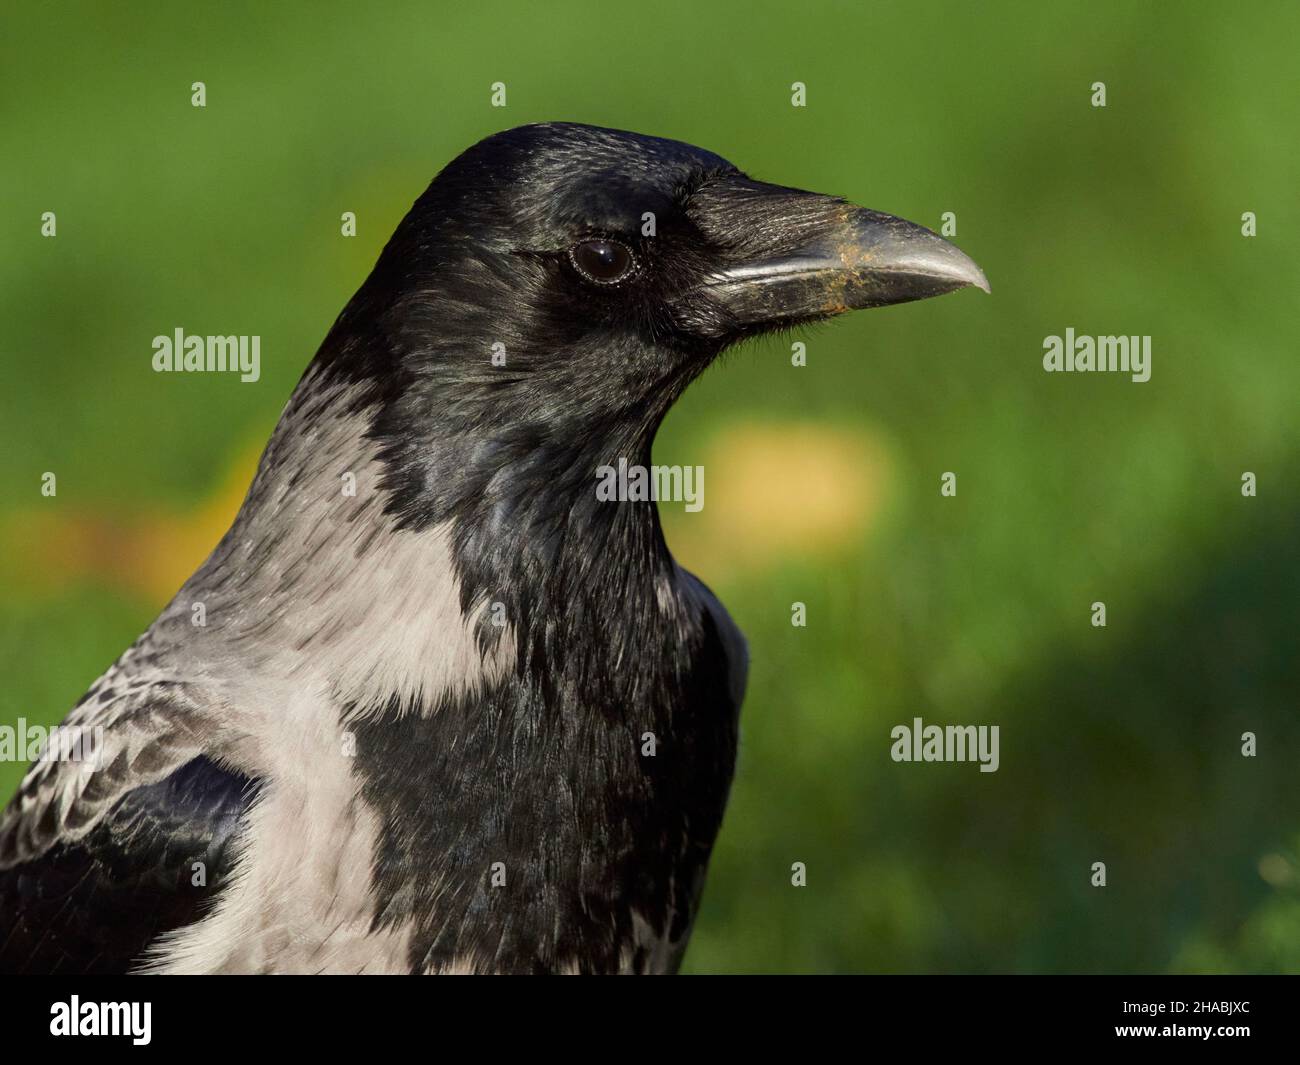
[1,0,1297,972]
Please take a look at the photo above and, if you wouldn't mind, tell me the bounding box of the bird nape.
[0,122,986,975]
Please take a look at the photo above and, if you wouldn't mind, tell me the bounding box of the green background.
[2,1,1297,972]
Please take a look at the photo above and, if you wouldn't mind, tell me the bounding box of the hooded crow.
[0,122,987,974]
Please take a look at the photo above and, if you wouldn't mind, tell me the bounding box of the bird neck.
[286,361,690,689]
[376,392,683,683]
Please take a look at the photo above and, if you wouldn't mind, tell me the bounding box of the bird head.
[316,122,987,532]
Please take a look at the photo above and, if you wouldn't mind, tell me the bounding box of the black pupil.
[575,240,630,281]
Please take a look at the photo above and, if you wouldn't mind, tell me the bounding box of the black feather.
[0,756,258,974]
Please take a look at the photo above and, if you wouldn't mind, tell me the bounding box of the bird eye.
[568,239,635,284]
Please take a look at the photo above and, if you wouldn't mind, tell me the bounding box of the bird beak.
[691,182,989,332]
